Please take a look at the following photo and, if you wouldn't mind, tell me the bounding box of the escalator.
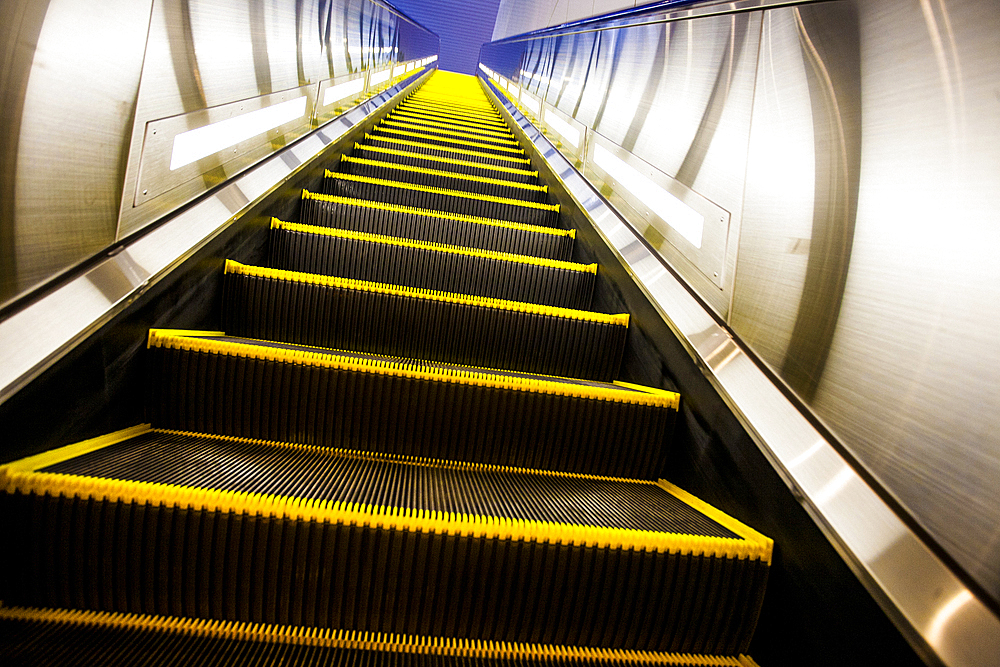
[0,71,771,666]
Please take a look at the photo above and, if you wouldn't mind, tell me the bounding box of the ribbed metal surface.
[146,338,674,478]
[222,271,625,380]
[299,194,572,260]
[1,491,767,653]
[269,225,594,309]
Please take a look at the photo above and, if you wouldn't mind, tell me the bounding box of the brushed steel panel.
[116,0,431,239]
[735,0,1000,608]
[3,0,153,306]
[485,74,1000,667]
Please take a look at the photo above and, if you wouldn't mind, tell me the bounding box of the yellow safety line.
[395,104,509,129]
[340,155,546,193]
[324,171,558,214]
[364,133,531,165]
[0,606,753,665]
[657,480,774,565]
[302,190,571,238]
[145,328,677,407]
[381,119,518,145]
[272,217,591,273]
[390,108,510,131]
[401,100,503,123]
[226,259,624,325]
[386,113,514,139]
[409,94,496,112]
[0,424,154,474]
[373,127,525,155]
[352,143,537,177]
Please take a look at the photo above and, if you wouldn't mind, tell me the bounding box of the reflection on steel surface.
[483,72,1000,667]
[0,71,432,407]
[482,0,1000,661]
[0,0,438,309]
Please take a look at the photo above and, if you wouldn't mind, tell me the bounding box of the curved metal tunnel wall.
[479,0,1000,664]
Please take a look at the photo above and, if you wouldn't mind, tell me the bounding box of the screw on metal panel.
[142,190,147,195]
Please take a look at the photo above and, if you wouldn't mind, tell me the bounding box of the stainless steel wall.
[481,0,1000,620]
[0,0,438,309]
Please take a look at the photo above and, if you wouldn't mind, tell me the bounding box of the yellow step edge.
[353,143,537,177]
[381,119,518,145]
[0,606,754,665]
[657,480,774,565]
[324,170,558,214]
[373,127,525,155]
[4,416,764,559]
[386,113,515,139]
[401,100,503,123]
[403,94,501,113]
[302,189,571,238]
[226,259,623,325]
[409,94,496,111]
[273,217,590,273]
[386,107,514,136]
[146,327,676,408]
[394,105,509,129]
[1,423,653,485]
[340,155,546,193]
[364,133,531,165]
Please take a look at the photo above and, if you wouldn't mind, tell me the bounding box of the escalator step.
[323,171,559,226]
[338,155,548,202]
[378,119,517,146]
[386,112,514,139]
[0,607,761,666]
[144,330,676,477]
[350,143,540,184]
[370,127,524,157]
[269,219,593,308]
[222,260,627,381]
[394,104,511,130]
[299,191,573,260]
[363,133,532,168]
[0,427,769,654]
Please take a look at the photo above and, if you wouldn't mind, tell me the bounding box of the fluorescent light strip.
[543,110,580,148]
[593,144,704,248]
[370,68,391,85]
[170,96,308,171]
[323,77,365,107]
[520,93,540,114]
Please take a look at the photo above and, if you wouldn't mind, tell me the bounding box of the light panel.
[544,110,580,148]
[170,96,307,171]
[593,144,704,248]
[323,77,365,107]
